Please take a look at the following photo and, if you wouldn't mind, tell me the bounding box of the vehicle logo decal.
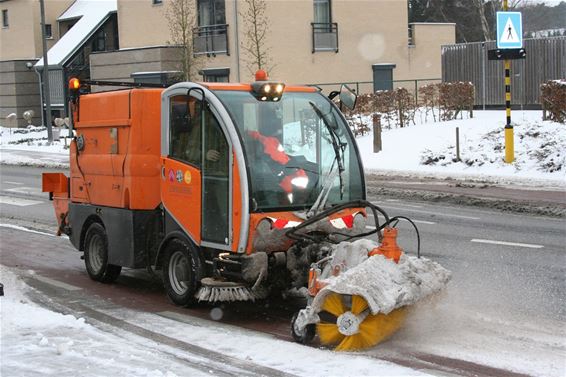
[176,170,183,183]
[168,169,175,182]
[184,170,192,185]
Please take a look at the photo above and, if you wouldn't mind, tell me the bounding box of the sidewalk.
[366,173,566,217]
[1,148,69,168]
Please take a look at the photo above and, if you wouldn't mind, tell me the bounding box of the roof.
[35,0,117,68]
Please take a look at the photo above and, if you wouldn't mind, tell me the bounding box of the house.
[0,0,72,127]
[0,0,117,127]
[98,0,454,90]
[1,0,455,127]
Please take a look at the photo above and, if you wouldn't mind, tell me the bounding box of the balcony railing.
[311,22,338,53]
[193,24,229,56]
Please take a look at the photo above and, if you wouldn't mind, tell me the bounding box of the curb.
[367,186,566,218]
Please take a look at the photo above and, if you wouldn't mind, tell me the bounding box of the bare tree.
[473,0,492,41]
[240,0,273,75]
[165,0,201,81]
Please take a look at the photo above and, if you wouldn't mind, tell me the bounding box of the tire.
[162,238,202,307]
[84,223,122,283]
[291,311,316,345]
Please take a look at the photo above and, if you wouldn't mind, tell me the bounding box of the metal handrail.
[311,22,338,53]
[193,24,229,55]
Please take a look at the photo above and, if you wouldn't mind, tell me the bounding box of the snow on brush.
[312,239,451,315]
[0,265,428,377]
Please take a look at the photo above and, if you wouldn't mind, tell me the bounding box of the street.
[1,164,565,376]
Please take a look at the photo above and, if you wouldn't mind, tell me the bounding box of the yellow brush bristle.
[334,308,408,351]
[321,293,346,317]
[316,323,345,345]
[351,295,369,315]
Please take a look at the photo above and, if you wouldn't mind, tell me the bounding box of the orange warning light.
[69,78,80,90]
[255,70,268,81]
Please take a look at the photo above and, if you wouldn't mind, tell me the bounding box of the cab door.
[161,89,231,249]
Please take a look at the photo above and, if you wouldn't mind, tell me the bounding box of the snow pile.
[420,120,566,173]
[0,125,71,149]
[0,126,70,168]
[313,239,451,315]
[355,110,566,183]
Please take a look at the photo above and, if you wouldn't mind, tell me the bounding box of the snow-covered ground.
[1,110,564,187]
[0,265,427,377]
[352,109,565,187]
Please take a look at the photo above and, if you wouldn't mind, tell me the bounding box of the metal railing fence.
[442,37,565,107]
[307,78,442,105]
[193,24,229,56]
[311,22,339,53]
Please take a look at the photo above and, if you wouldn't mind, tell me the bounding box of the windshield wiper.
[307,101,346,216]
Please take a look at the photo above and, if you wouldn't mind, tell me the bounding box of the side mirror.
[339,84,357,110]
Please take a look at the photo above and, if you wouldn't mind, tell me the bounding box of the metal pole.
[233,0,240,82]
[503,0,514,163]
[482,42,486,111]
[40,0,53,143]
[33,67,45,128]
[456,127,460,161]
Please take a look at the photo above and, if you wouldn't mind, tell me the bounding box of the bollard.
[456,127,461,162]
[373,114,382,153]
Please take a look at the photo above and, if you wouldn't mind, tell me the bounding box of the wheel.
[84,223,121,283]
[162,238,202,307]
[291,311,315,345]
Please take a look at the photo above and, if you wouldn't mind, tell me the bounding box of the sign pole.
[503,0,514,163]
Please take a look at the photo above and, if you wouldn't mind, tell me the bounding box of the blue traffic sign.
[497,12,523,49]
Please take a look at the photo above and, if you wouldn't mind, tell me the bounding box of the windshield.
[215,90,364,211]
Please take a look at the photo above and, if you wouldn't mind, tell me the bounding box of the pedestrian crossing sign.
[497,12,523,49]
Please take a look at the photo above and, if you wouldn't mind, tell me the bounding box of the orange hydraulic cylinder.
[368,227,403,263]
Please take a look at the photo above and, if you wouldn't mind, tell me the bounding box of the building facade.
[1,0,455,127]
[0,0,73,127]
[100,0,454,90]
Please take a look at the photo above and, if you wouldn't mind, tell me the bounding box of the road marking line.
[471,239,544,249]
[366,214,437,225]
[377,205,481,220]
[0,195,43,206]
[4,181,24,185]
[412,219,436,225]
[32,275,82,291]
[0,223,67,238]
[366,220,435,229]
[4,186,42,195]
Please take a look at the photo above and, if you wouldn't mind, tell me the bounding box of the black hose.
[389,216,421,258]
[285,200,422,258]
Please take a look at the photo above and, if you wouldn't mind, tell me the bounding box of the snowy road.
[1,165,565,376]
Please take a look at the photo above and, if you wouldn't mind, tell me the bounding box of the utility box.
[372,63,396,92]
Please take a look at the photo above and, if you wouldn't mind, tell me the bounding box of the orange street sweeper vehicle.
[43,72,450,351]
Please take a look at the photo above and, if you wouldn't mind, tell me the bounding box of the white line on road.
[0,195,43,206]
[0,223,57,236]
[366,214,437,225]
[471,238,544,249]
[4,181,24,185]
[32,275,82,291]
[377,205,481,220]
[4,186,42,195]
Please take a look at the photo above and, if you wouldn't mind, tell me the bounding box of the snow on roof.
[35,0,117,68]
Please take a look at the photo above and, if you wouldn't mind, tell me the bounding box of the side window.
[169,95,201,167]
[203,104,229,175]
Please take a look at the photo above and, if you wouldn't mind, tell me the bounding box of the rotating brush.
[316,293,407,351]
